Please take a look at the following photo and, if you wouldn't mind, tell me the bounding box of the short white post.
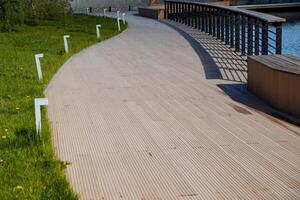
[86,8,90,15]
[96,24,101,38]
[117,11,120,19]
[103,8,107,17]
[64,35,70,53]
[35,54,44,81]
[34,98,48,135]
[122,13,126,24]
[117,17,121,32]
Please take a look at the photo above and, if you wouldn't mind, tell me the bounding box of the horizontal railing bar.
[165,0,286,23]
[268,37,276,42]
[165,0,284,56]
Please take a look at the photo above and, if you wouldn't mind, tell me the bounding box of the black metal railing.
[165,0,286,55]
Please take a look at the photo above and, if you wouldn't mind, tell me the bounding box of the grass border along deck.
[0,14,127,199]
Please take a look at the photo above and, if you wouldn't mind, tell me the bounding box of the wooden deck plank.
[46,13,300,199]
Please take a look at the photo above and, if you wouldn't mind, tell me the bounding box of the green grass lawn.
[0,14,127,199]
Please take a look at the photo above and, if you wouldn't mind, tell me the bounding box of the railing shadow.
[162,20,300,126]
[162,21,248,82]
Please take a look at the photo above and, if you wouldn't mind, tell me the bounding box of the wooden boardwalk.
[46,13,300,199]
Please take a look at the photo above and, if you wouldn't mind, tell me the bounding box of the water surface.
[268,12,300,56]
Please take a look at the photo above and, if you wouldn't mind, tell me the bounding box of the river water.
[270,12,300,56]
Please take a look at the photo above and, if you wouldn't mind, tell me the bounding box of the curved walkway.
[46,13,300,199]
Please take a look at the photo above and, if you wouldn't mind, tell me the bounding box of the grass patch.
[0,14,127,199]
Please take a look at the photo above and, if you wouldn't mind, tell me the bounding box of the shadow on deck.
[162,21,248,83]
[218,83,300,129]
[163,20,300,127]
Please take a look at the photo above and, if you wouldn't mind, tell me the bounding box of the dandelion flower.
[16,107,20,110]
[15,185,24,192]
[2,135,6,139]
[5,129,8,132]
[0,160,3,163]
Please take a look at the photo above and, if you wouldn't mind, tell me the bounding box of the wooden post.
[241,15,246,55]
[254,20,260,55]
[276,24,282,54]
[235,14,240,52]
[248,17,254,55]
[261,22,268,55]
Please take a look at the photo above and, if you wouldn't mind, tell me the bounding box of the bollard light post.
[96,25,101,38]
[86,8,89,15]
[122,13,126,24]
[117,17,121,31]
[117,11,120,19]
[64,35,70,53]
[34,98,48,135]
[103,8,107,17]
[35,54,44,81]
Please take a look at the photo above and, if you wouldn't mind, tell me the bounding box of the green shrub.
[0,0,24,31]
[0,0,70,31]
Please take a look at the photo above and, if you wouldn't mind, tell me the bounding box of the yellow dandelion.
[15,185,24,192]
[0,159,3,163]
[5,129,8,132]
[2,135,7,139]
[26,96,30,98]
[16,107,20,110]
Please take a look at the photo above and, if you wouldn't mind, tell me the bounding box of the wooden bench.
[138,5,165,20]
[248,55,300,117]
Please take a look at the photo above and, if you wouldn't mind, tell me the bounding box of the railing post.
[213,9,216,37]
[190,3,193,27]
[185,3,188,25]
[183,3,187,25]
[235,14,240,52]
[171,1,173,20]
[195,5,198,29]
[176,2,178,22]
[230,13,234,48]
[254,20,260,55]
[197,5,200,29]
[201,6,205,31]
[187,3,189,26]
[192,4,196,28]
[179,2,183,23]
[221,10,225,42]
[225,12,230,45]
[170,1,172,20]
[248,17,254,55]
[168,1,171,20]
[261,22,268,55]
[189,4,192,26]
[173,1,175,21]
[205,6,209,33]
[176,2,179,22]
[275,24,282,54]
[165,1,168,20]
[209,8,212,35]
[180,3,185,24]
[241,15,246,55]
[217,9,221,40]
[171,1,174,20]
[194,5,197,28]
[191,4,193,27]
